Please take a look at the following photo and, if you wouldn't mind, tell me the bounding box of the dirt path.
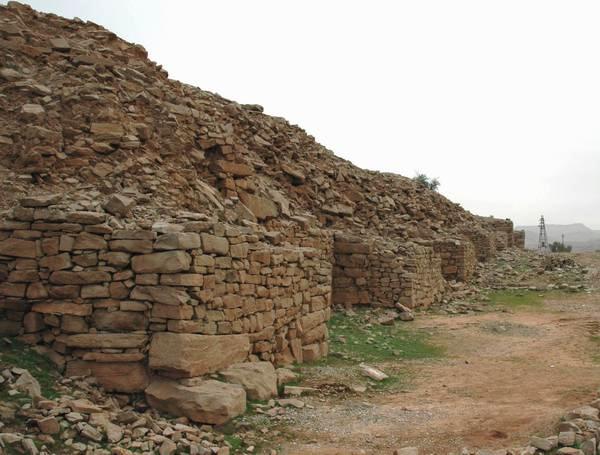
[278,292,600,454]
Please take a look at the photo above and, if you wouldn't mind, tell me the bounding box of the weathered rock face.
[145,378,246,424]
[220,361,278,400]
[149,333,250,377]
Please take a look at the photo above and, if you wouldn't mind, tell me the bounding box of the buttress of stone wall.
[461,227,497,262]
[432,239,477,282]
[331,233,445,309]
[479,217,514,249]
[0,197,333,392]
[513,230,525,249]
[398,243,445,309]
[332,233,371,307]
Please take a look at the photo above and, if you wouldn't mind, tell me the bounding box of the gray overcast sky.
[17,0,600,228]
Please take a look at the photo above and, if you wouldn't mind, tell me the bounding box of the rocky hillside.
[1,1,492,240]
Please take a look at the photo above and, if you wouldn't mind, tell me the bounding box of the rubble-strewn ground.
[2,251,599,455]
[241,251,600,454]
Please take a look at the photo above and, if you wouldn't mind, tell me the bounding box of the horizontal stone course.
[0,204,333,392]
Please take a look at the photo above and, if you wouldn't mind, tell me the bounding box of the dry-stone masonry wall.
[513,230,526,249]
[0,196,332,393]
[432,238,477,282]
[332,233,445,309]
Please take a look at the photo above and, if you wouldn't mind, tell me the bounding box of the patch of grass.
[591,336,600,363]
[486,290,546,309]
[0,339,60,399]
[224,435,243,453]
[323,309,445,365]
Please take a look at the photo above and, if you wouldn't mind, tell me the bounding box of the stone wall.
[513,230,525,249]
[432,238,477,282]
[462,227,497,262]
[480,217,515,250]
[332,234,445,309]
[0,197,332,392]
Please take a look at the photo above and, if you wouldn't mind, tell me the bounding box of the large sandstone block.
[239,192,278,220]
[73,232,107,250]
[20,194,61,207]
[131,251,191,273]
[66,360,148,392]
[200,233,229,255]
[65,333,147,349]
[145,378,246,425]
[49,271,110,285]
[154,233,201,250]
[0,238,37,258]
[32,302,92,316]
[130,285,190,305]
[92,310,148,331]
[149,333,249,378]
[220,361,277,400]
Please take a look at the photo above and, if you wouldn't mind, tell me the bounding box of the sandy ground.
[277,291,600,454]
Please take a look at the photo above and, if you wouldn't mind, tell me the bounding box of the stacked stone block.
[332,234,445,309]
[398,243,445,309]
[461,227,497,262]
[513,230,526,249]
[432,239,477,282]
[0,197,332,392]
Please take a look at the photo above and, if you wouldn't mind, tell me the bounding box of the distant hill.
[516,223,600,252]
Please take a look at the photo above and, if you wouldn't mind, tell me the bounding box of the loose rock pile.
[456,396,600,455]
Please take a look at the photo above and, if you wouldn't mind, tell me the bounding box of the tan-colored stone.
[159,273,203,286]
[149,333,250,377]
[151,303,194,320]
[66,360,148,392]
[104,193,135,216]
[92,310,148,331]
[109,239,153,253]
[0,238,37,258]
[49,271,110,284]
[220,361,277,400]
[33,302,91,316]
[154,232,201,250]
[131,251,191,273]
[145,378,246,424]
[65,333,147,348]
[201,233,229,255]
[23,312,45,333]
[20,194,61,207]
[73,232,107,250]
[239,192,279,220]
[39,253,72,271]
[0,282,26,297]
[130,285,190,305]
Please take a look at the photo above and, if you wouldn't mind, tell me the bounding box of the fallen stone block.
[220,361,277,400]
[145,378,246,425]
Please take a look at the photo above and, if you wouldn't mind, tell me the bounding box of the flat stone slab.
[149,333,249,378]
[145,378,246,425]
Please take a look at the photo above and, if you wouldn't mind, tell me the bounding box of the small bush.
[550,241,572,253]
[413,172,440,191]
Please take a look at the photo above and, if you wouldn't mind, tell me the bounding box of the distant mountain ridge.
[516,223,600,251]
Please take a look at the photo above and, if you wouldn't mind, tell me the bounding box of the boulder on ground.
[220,361,277,400]
[145,377,246,425]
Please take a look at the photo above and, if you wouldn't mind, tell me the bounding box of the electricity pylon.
[538,215,549,253]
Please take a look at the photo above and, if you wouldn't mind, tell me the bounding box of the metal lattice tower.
[538,215,549,253]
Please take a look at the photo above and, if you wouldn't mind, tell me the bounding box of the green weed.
[0,339,60,399]
[323,309,445,365]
